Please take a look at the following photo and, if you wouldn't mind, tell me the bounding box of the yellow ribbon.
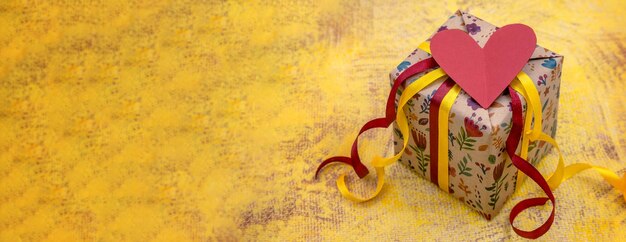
[510,75,537,187]
[335,41,626,203]
[419,41,459,192]
[512,72,626,201]
[437,84,461,191]
[336,68,447,202]
[418,42,431,54]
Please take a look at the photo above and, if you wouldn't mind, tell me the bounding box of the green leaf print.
[411,144,430,177]
[393,128,403,140]
[419,90,436,114]
[486,161,508,210]
[528,141,537,152]
[457,154,473,177]
[455,128,476,151]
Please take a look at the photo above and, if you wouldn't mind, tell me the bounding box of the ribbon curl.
[338,70,449,202]
[315,58,438,179]
[316,41,626,239]
[508,72,626,238]
[506,86,556,238]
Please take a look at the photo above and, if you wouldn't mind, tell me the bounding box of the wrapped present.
[316,9,626,239]
[390,10,562,219]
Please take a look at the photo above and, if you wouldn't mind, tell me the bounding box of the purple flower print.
[467,98,481,110]
[537,74,548,86]
[437,26,448,32]
[466,23,481,35]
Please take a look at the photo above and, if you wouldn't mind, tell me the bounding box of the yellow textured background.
[0,0,625,241]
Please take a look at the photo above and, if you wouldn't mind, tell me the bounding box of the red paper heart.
[430,24,537,108]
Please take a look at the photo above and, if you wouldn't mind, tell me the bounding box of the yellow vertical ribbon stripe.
[437,84,461,191]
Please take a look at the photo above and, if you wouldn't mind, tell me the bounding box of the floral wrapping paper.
[390,10,563,219]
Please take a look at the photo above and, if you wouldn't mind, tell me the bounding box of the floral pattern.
[419,90,437,114]
[537,74,548,86]
[410,129,430,176]
[457,154,473,177]
[455,114,486,151]
[542,58,557,69]
[391,10,562,219]
[466,23,481,35]
[467,98,481,110]
[397,61,411,72]
[486,161,508,209]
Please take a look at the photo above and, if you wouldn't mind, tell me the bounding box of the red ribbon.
[315,57,556,239]
[428,78,456,186]
[507,86,555,239]
[315,58,438,178]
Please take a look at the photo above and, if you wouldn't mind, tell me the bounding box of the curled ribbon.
[506,86,556,238]
[316,41,626,238]
[315,58,439,179]
[508,72,626,238]
[339,69,448,201]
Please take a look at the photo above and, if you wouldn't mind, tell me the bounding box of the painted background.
[0,0,625,241]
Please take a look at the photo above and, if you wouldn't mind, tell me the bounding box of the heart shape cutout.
[430,24,537,108]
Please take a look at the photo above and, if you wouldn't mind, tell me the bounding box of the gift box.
[390,10,562,219]
[316,9,626,239]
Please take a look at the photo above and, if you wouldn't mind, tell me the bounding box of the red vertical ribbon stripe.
[427,78,456,186]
